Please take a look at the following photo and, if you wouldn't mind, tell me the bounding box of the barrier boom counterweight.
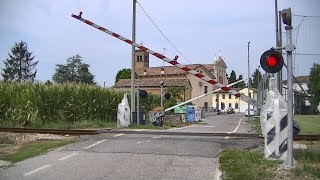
[71,12,259,106]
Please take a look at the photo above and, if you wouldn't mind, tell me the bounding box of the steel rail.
[0,127,99,135]
[1,127,318,141]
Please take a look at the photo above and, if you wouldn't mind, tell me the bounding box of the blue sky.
[0,0,319,87]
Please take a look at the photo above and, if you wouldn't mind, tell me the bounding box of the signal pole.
[131,0,136,123]
[281,8,294,167]
[247,41,250,121]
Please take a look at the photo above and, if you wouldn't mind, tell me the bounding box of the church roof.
[136,64,207,77]
[113,78,190,88]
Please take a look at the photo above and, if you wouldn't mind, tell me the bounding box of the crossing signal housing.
[139,90,147,98]
[260,49,284,73]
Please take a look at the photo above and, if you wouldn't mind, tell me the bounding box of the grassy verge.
[219,149,281,180]
[293,115,320,135]
[0,140,75,163]
[293,149,320,179]
[219,148,320,179]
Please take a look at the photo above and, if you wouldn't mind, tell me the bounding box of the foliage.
[308,63,320,113]
[228,70,237,84]
[164,86,186,108]
[0,82,163,127]
[1,41,38,82]
[115,68,137,83]
[52,54,95,85]
[236,74,247,88]
[0,82,122,127]
[250,68,262,88]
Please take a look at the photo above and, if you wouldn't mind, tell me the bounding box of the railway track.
[0,127,319,141]
[0,127,99,135]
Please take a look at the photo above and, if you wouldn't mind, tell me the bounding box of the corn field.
[0,82,165,127]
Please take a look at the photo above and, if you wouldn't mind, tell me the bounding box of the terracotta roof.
[113,78,190,88]
[283,76,309,84]
[203,64,214,71]
[214,87,257,93]
[136,64,205,77]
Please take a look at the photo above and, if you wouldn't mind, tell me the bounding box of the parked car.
[227,107,234,114]
[245,109,256,116]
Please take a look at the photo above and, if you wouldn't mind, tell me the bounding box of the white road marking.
[136,141,142,144]
[227,117,245,134]
[135,129,146,131]
[194,125,215,128]
[113,133,124,137]
[224,136,230,139]
[152,136,160,139]
[24,164,51,176]
[169,126,190,130]
[84,139,107,149]
[147,140,151,142]
[58,152,79,161]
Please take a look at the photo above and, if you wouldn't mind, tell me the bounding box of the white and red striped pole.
[71,12,259,107]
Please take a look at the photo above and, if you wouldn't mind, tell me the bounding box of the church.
[113,50,228,109]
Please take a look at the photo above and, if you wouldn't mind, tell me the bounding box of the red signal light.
[266,56,277,68]
[260,49,284,73]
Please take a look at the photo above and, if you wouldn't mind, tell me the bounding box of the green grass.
[293,149,320,179]
[219,149,282,180]
[293,115,320,135]
[3,140,75,163]
[252,115,320,135]
[219,149,320,179]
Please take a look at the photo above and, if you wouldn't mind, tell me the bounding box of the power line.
[136,1,193,64]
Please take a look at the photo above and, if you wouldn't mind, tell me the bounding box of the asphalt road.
[0,113,261,180]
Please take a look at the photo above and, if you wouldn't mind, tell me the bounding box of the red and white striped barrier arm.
[71,12,259,107]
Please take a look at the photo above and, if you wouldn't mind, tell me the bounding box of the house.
[211,88,257,113]
[113,50,228,109]
[282,75,310,114]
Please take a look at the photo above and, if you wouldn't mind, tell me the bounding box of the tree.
[52,54,95,84]
[308,63,320,113]
[228,70,237,85]
[250,68,262,88]
[236,75,246,88]
[2,41,38,82]
[115,68,138,83]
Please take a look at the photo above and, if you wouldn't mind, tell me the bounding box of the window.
[204,86,208,93]
[235,102,239,109]
[229,94,232,99]
[222,94,225,99]
[221,102,225,110]
[249,93,251,98]
[229,103,232,108]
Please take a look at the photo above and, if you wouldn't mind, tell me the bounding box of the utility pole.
[130,0,136,124]
[285,16,294,168]
[278,10,283,94]
[275,0,282,92]
[247,41,250,121]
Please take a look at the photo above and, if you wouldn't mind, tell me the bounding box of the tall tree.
[308,63,320,113]
[115,68,131,83]
[236,75,246,88]
[2,41,38,82]
[52,54,95,84]
[249,68,262,89]
[228,70,237,85]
